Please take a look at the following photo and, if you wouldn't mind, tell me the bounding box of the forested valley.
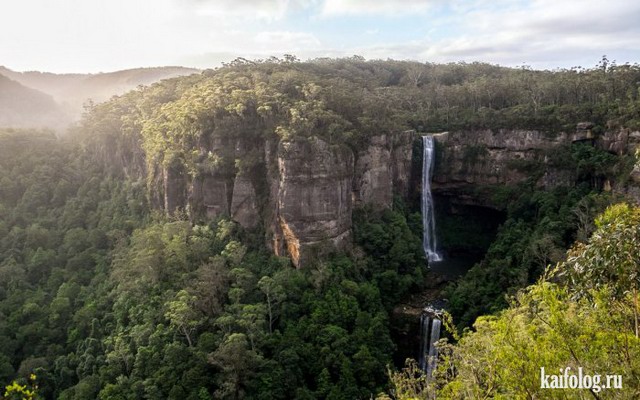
[2,57,640,399]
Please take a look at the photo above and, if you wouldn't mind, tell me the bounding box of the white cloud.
[321,0,435,16]
[3,0,640,72]
[342,0,640,68]
[254,31,322,50]
[193,0,288,21]
[0,0,186,72]
[187,0,318,21]
[186,0,640,71]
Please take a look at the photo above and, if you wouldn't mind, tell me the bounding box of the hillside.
[0,66,200,128]
[0,73,70,130]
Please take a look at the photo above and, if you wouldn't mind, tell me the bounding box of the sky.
[1,0,639,73]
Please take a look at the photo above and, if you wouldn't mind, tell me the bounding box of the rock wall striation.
[153,131,416,267]
[431,125,640,209]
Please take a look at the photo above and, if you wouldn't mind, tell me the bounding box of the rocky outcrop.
[353,135,393,209]
[391,130,415,199]
[431,126,640,209]
[433,129,568,185]
[277,137,354,267]
[145,122,640,265]
[573,122,595,142]
[273,133,414,266]
[352,131,415,209]
[597,128,640,155]
[190,174,232,218]
[431,129,572,208]
[149,131,415,267]
[598,128,640,203]
[230,173,259,227]
[264,139,285,256]
[163,162,188,213]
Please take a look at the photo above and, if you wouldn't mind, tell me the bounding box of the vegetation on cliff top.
[80,56,640,183]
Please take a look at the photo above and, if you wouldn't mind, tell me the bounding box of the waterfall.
[418,311,442,379]
[426,318,441,378]
[418,314,431,371]
[422,136,442,263]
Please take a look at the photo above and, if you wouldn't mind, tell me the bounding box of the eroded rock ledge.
[432,126,640,209]
[156,131,415,267]
[146,124,640,266]
[276,137,354,266]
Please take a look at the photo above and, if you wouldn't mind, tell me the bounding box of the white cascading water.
[418,311,442,379]
[426,318,441,378]
[422,136,442,263]
[418,314,430,371]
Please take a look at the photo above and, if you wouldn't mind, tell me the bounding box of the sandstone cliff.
[151,131,415,267]
[276,137,353,266]
[431,125,640,209]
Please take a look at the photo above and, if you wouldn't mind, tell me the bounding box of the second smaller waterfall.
[425,318,441,378]
[418,314,431,371]
[418,310,442,379]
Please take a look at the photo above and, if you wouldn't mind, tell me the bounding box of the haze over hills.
[0,73,70,130]
[0,66,200,131]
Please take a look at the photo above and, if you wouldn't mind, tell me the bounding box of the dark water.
[429,253,480,280]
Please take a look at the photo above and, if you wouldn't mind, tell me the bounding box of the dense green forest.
[2,57,640,399]
[0,127,425,399]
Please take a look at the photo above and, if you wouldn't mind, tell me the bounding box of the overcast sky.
[1,0,639,73]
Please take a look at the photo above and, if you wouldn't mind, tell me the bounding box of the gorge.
[140,125,640,267]
[5,59,640,399]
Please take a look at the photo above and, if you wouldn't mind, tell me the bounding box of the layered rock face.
[597,127,640,156]
[431,129,571,208]
[276,137,354,266]
[163,162,189,213]
[431,126,640,209]
[433,130,567,185]
[598,128,640,202]
[230,173,259,228]
[273,133,414,266]
[195,136,236,219]
[190,174,233,218]
[154,131,415,267]
[391,130,415,199]
[353,131,414,209]
[353,135,393,208]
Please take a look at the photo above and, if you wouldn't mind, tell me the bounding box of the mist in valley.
[0,65,199,132]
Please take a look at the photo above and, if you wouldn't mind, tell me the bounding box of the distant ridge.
[0,66,200,131]
[0,73,70,130]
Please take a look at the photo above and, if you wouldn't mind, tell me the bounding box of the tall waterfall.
[422,136,442,263]
[418,312,442,379]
